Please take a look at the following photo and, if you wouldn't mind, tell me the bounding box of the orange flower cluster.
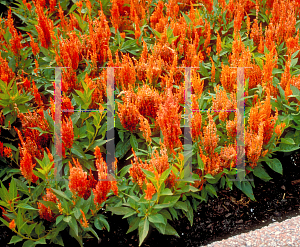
[80,209,89,228]
[130,145,176,189]
[18,109,50,151]
[37,188,59,222]
[8,219,16,230]
[156,88,182,155]
[33,0,54,49]
[93,146,118,207]
[0,142,12,159]
[0,53,15,85]
[191,111,202,142]
[144,182,156,200]
[211,85,237,122]
[19,148,39,183]
[68,158,97,200]
[61,117,74,158]
[7,9,23,56]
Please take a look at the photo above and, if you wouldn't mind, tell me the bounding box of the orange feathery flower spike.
[156,87,182,155]
[144,182,156,200]
[68,158,88,198]
[80,209,89,228]
[9,219,16,230]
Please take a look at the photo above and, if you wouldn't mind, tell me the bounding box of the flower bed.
[0,0,300,246]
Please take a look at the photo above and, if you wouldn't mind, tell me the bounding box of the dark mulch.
[1,151,300,247]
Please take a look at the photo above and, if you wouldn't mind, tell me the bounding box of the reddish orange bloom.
[33,1,54,49]
[68,158,88,198]
[139,116,152,144]
[0,54,15,85]
[20,148,38,183]
[27,32,39,56]
[37,188,59,222]
[275,123,286,137]
[8,219,16,230]
[93,146,118,207]
[203,112,219,155]
[191,111,202,141]
[144,182,156,200]
[32,81,43,109]
[3,147,12,158]
[62,117,74,157]
[0,206,10,222]
[117,99,141,132]
[7,9,23,56]
[216,31,222,55]
[80,209,89,228]
[156,88,182,155]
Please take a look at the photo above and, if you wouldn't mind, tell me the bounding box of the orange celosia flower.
[117,99,141,132]
[0,53,15,85]
[156,88,182,155]
[80,209,89,228]
[203,112,219,155]
[275,123,286,137]
[144,182,156,200]
[68,158,88,198]
[61,117,74,157]
[216,31,222,55]
[7,9,23,56]
[32,81,43,109]
[139,116,152,144]
[20,148,38,183]
[3,147,12,158]
[37,188,59,222]
[8,219,16,230]
[191,111,202,141]
[0,206,10,222]
[92,146,118,207]
[27,32,39,56]
[33,1,54,49]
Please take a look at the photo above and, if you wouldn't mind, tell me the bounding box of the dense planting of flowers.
[0,0,299,246]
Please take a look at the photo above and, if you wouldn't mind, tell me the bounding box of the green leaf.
[148,214,166,225]
[174,201,188,212]
[160,188,173,196]
[280,138,295,145]
[86,120,94,142]
[159,167,172,185]
[51,188,71,201]
[71,143,86,159]
[98,215,110,232]
[126,217,140,234]
[8,177,17,201]
[240,180,255,201]
[197,152,204,170]
[8,235,23,244]
[138,218,149,246]
[253,164,272,182]
[164,223,179,237]
[265,158,283,175]
[205,184,218,197]
[119,164,131,178]
[22,240,36,247]
[16,203,38,211]
[122,208,137,219]
[0,181,9,202]
[106,206,133,216]
[68,217,78,236]
[130,134,138,151]
[115,139,131,159]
